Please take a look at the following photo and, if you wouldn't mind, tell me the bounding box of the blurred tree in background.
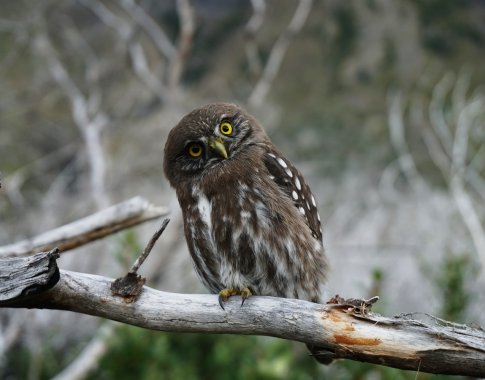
[0,0,484,379]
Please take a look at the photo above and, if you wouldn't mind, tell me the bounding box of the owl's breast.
[182,180,325,302]
[187,183,265,258]
[183,182,274,290]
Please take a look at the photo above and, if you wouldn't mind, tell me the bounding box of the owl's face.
[164,103,268,187]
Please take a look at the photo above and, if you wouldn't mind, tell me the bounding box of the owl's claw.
[240,287,253,307]
[218,288,238,310]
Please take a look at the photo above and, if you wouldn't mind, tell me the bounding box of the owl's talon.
[240,287,253,307]
[218,295,225,310]
[218,288,238,310]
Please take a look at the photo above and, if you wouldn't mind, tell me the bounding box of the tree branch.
[167,0,195,92]
[387,89,427,192]
[1,258,483,377]
[80,0,168,102]
[248,0,313,107]
[34,20,110,208]
[51,322,115,380]
[119,0,176,60]
[401,70,485,275]
[0,197,168,258]
[244,0,266,76]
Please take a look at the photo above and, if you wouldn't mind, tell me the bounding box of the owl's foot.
[218,287,253,309]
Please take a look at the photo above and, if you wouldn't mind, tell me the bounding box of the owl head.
[163,103,269,187]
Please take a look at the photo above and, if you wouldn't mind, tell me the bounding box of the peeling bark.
[0,249,60,302]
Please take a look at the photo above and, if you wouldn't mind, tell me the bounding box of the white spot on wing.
[317,212,321,222]
[292,190,298,200]
[277,157,287,168]
[298,207,305,215]
[295,177,301,190]
[268,153,276,158]
[311,194,317,207]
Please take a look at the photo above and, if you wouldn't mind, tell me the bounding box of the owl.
[163,103,328,307]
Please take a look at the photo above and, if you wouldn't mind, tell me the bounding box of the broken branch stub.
[0,248,60,304]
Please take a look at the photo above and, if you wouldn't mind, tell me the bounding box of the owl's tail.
[306,343,335,365]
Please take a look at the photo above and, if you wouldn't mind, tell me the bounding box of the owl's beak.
[208,137,228,159]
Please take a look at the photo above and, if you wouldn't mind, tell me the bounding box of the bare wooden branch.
[119,0,176,60]
[130,218,170,273]
[248,0,313,107]
[244,0,266,76]
[111,217,170,302]
[449,96,485,270]
[429,72,455,155]
[0,197,168,258]
[51,322,116,380]
[0,249,59,302]
[2,264,483,377]
[80,0,168,102]
[33,22,110,208]
[168,0,195,92]
[388,70,485,275]
[387,89,427,191]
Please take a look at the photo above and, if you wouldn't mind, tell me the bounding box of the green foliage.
[3,321,469,380]
[3,335,86,380]
[330,5,357,67]
[435,254,476,322]
[185,6,250,84]
[410,0,483,56]
[326,3,358,89]
[88,326,468,380]
[381,38,397,73]
[412,0,468,25]
[113,230,143,268]
[90,328,320,380]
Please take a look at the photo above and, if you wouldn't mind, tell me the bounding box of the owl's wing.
[263,151,323,241]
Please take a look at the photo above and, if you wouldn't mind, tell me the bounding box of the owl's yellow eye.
[187,143,203,157]
[220,121,233,135]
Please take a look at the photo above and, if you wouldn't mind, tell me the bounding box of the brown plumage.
[164,103,330,362]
